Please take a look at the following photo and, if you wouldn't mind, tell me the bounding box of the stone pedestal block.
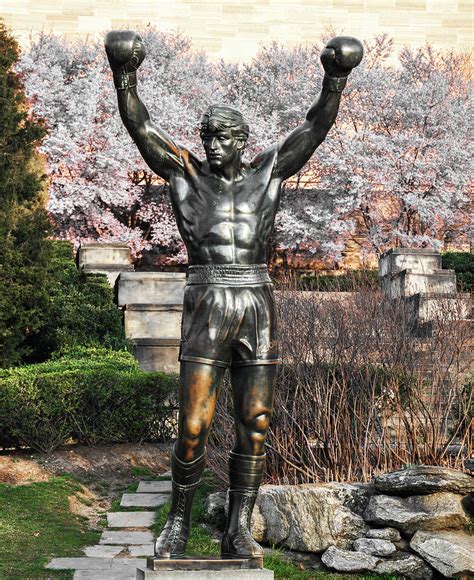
[117,272,186,306]
[380,269,456,299]
[78,243,134,286]
[405,293,471,324]
[125,305,182,340]
[137,557,273,579]
[379,248,442,278]
[133,338,180,374]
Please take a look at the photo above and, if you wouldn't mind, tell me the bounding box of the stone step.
[100,531,154,545]
[129,544,155,557]
[137,568,274,579]
[84,545,125,558]
[120,493,169,508]
[107,511,157,528]
[74,572,136,580]
[137,480,173,493]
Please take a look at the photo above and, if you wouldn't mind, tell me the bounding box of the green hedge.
[442,252,474,292]
[0,347,178,452]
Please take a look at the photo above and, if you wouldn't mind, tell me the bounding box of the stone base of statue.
[136,556,274,579]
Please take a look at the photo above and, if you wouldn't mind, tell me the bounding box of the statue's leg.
[221,364,278,560]
[155,361,226,558]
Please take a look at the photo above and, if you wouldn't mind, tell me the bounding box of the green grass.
[151,471,399,579]
[0,476,100,579]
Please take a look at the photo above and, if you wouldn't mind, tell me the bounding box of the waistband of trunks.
[187,264,271,286]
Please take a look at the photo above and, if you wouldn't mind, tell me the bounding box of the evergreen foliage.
[442,251,474,292]
[0,20,52,368]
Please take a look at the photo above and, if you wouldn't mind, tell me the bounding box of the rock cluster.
[205,465,474,578]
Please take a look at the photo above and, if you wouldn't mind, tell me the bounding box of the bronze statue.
[105,31,362,562]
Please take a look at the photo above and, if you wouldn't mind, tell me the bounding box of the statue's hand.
[320,36,363,78]
[105,30,146,74]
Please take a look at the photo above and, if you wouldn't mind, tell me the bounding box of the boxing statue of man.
[105,31,362,562]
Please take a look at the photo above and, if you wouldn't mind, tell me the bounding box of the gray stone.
[74,572,136,580]
[365,527,401,541]
[363,492,469,535]
[380,269,457,300]
[137,480,173,494]
[133,340,180,374]
[204,491,227,530]
[47,557,114,570]
[252,484,368,552]
[374,465,474,495]
[83,545,125,558]
[405,293,471,324]
[352,538,396,556]
[321,546,381,572]
[78,243,132,268]
[120,493,169,508]
[128,544,155,557]
[107,511,156,528]
[379,248,442,278]
[375,553,434,579]
[125,305,182,340]
[117,272,186,306]
[410,530,474,578]
[99,531,154,545]
[137,569,274,579]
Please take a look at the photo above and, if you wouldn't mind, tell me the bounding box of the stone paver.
[100,530,154,545]
[120,492,169,508]
[137,480,173,493]
[47,557,114,570]
[84,545,125,558]
[107,511,156,528]
[129,543,155,557]
[74,572,136,580]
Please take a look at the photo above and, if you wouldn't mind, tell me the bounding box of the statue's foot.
[154,517,189,558]
[221,490,263,560]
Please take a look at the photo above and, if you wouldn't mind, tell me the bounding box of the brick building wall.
[1,0,471,61]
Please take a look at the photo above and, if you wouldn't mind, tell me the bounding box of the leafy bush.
[442,252,474,292]
[0,347,178,452]
[25,241,129,362]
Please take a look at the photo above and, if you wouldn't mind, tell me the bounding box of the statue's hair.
[200,105,249,142]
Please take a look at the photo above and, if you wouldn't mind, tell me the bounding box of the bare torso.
[169,149,281,265]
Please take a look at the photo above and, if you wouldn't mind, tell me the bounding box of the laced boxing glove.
[105,30,146,90]
[320,36,363,92]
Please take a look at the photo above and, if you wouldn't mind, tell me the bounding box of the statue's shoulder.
[250,145,279,174]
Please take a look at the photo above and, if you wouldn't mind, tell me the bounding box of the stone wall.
[4,0,471,62]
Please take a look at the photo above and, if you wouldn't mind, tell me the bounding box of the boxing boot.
[221,451,265,560]
[154,449,205,558]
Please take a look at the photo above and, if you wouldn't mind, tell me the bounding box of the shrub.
[0,347,178,452]
[275,269,379,292]
[208,286,472,484]
[25,241,129,362]
[442,252,474,292]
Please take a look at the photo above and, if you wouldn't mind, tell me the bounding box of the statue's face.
[201,129,244,169]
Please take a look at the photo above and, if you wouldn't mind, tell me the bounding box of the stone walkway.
[47,477,172,579]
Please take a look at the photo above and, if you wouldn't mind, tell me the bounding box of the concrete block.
[133,339,180,374]
[78,243,133,268]
[128,544,155,557]
[120,493,170,508]
[380,269,457,299]
[379,248,442,277]
[107,511,156,528]
[136,569,274,579]
[74,571,136,580]
[117,272,186,306]
[124,305,182,339]
[47,557,114,570]
[100,531,154,545]
[137,480,173,494]
[406,293,471,323]
[84,545,125,558]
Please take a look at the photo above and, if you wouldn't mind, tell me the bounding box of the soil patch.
[0,456,51,485]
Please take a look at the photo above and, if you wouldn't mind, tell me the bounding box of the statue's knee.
[184,417,203,441]
[252,412,270,434]
[241,412,270,442]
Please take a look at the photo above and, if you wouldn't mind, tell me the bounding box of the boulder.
[321,546,380,572]
[203,491,227,530]
[352,538,396,557]
[364,492,469,535]
[375,465,474,495]
[375,553,434,579]
[253,484,369,552]
[366,527,401,542]
[410,530,474,578]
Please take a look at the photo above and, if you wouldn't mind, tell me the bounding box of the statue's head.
[200,105,249,169]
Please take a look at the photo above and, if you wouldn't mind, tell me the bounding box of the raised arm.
[273,37,363,181]
[105,31,193,182]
